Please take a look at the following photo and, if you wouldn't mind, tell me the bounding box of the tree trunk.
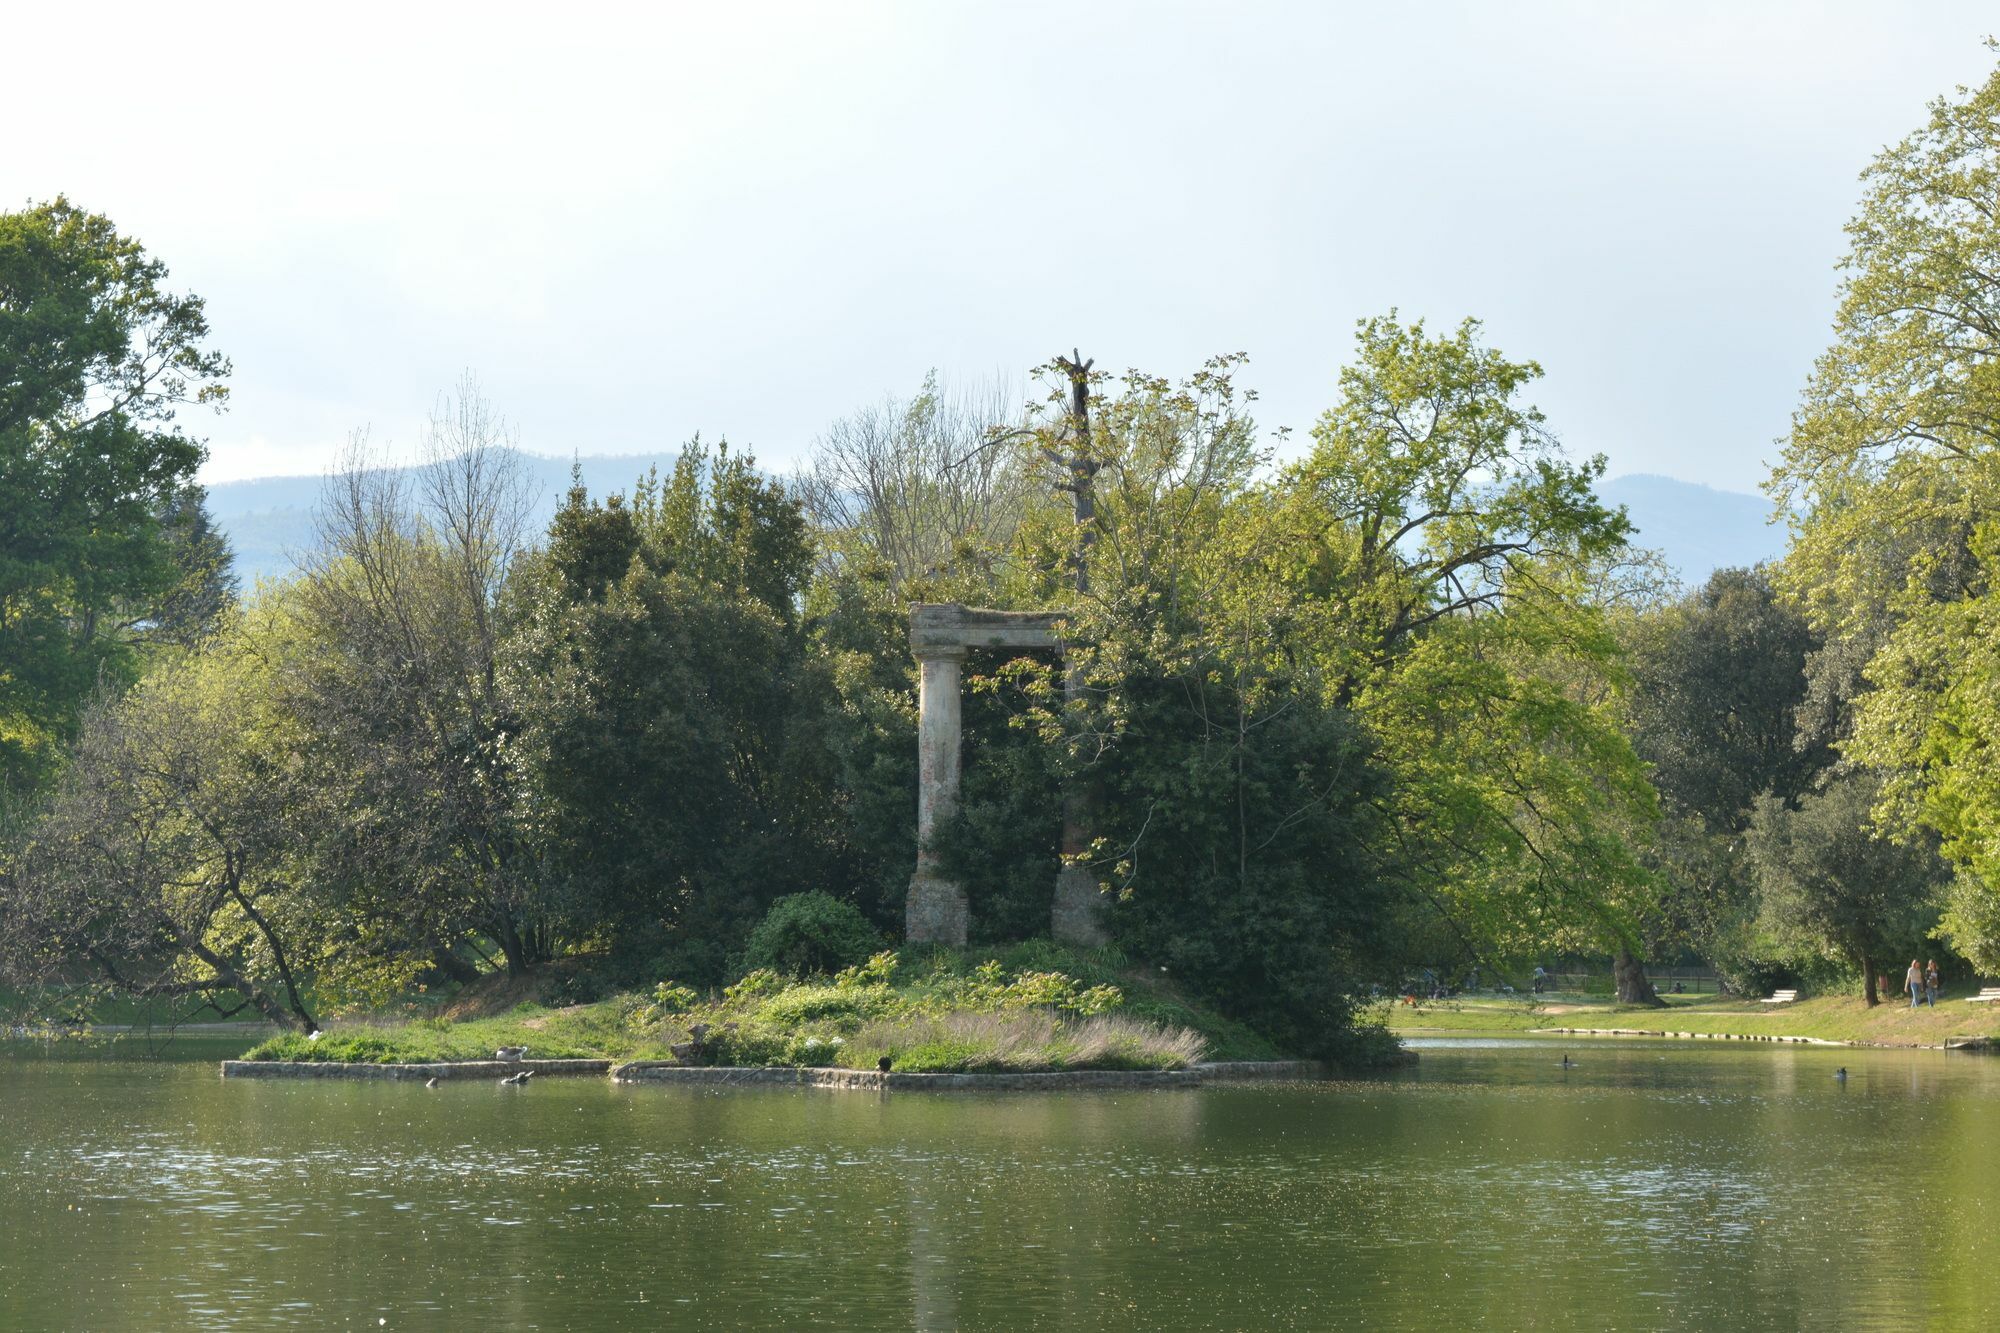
[429,947,482,985]
[493,917,534,977]
[1861,954,1878,1007]
[183,937,316,1031]
[1613,946,1666,1007]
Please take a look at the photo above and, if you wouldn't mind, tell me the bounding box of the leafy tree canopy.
[1771,50,2000,966]
[1623,566,1826,831]
[0,199,229,794]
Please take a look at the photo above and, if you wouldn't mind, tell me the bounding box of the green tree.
[1770,50,2000,968]
[2,620,320,1030]
[1278,317,1660,1001]
[1000,355,1399,1058]
[1625,567,1826,829]
[1854,523,2000,971]
[1745,771,1946,1005]
[284,383,548,977]
[1620,567,1828,986]
[0,199,230,794]
[505,440,845,980]
[1279,314,1631,706]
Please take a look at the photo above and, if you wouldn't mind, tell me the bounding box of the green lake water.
[2,1036,1996,1329]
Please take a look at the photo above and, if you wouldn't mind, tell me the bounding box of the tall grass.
[847,1010,1205,1073]
[243,944,1230,1070]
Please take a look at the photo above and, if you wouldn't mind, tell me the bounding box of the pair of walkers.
[1905,959,1941,1008]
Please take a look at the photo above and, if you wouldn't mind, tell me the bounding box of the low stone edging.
[220,1059,611,1080]
[612,1062,1203,1091]
[1535,1027,1844,1046]
[218,1057,1327,1089]
[1195,1060,1329,1080]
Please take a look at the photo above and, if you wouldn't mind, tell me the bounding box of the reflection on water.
[1,1039,1995,1328]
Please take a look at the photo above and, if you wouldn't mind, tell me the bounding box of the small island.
[224,925,1306,1087]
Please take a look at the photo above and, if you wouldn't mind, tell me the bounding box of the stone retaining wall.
[612,1063,1205,1091]
[220,1059,611,1080]
[1195,1060,1329,1080]
[218,1057,1327,1089]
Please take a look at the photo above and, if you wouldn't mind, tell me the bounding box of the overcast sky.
[6,2,1993,492]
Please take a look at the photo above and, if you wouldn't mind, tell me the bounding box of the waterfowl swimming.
[1835,1067,1848,1081]
[499,1069,534,1086]
[425,1076,439,1088]
[1561,1054,1574,1068]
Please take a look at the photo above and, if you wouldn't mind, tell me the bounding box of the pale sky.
[6,2,1992,491]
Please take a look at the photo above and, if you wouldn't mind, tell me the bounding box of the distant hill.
[208,460,1785,590]
[206,450,681,585]
[1598,473,1785,586]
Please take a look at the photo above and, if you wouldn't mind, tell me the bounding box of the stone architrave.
[906,603,1102,947]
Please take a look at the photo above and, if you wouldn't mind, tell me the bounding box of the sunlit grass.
[1382,989,2000,1045]
[242,943,1221,1071]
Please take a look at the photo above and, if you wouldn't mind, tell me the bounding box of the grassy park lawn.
[239,942,1273,1073]
[1383,989,2000,1046]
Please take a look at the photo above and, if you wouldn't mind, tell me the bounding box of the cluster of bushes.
[631,941,1205,1073]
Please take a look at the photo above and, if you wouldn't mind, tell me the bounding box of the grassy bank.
[1384,989,2000,1046]
[242,942,1279,1073]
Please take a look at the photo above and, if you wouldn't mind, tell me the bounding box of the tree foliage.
[5,629,319,1029]
[505,440,843,981]
[0,269,1703,1049]
[1273,319,1657,994]
[1624,567,1825,831]
[283,384,546,978]
[1771,50,2000,968]
[0,198,230,795]
[1746,771,1946,1004]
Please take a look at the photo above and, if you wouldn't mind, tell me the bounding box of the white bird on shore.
[494,1046,528,1062]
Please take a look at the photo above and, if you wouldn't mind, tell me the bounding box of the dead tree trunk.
[1050,351,1107,946]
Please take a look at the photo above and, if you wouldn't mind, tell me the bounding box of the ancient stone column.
[906,645,969,946]
[1052,807,1108,946]
[905,603,1070,948]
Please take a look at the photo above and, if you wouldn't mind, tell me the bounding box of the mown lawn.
[1383,989,2000,1046]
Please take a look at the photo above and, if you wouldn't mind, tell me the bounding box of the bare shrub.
[797,371,1029,591]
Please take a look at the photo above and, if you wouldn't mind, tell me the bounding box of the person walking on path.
[1926,960,1941,1007]
[1907,960,1924,1009]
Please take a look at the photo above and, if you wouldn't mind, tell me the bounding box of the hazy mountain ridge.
[206,462,1784,589]
[206,450,682,585]
[1597,473,1785,585]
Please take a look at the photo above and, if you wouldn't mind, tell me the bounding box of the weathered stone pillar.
[1052,828,1108,946]
[905,603,1073,948]
[1052,650,1109,947]
[906,645,969,946]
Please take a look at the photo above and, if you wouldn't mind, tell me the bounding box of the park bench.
[1759,989,1799,1005]
[1965,987,2000,1004]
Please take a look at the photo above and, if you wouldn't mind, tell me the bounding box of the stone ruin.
[904,603,1106,948]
